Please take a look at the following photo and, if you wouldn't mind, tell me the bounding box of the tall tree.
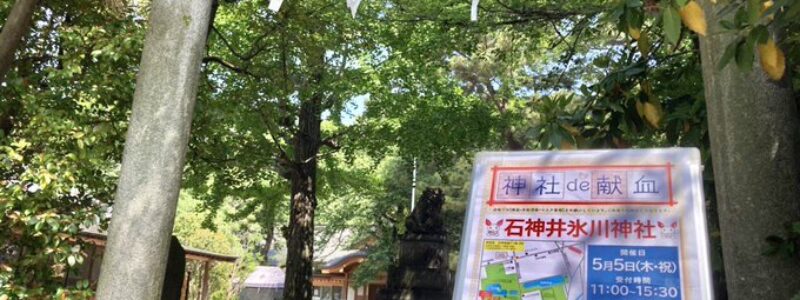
[0,0,37,83]
[194,1,382,297]
[281,53,325,299]
[95,0,213,298]
[697,0,800,297]
[0,1,145,297]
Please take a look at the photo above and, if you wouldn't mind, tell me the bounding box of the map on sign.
[453,149,714,300]
[479,240,585,300]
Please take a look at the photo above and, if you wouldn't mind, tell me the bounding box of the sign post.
[454,149,713,300]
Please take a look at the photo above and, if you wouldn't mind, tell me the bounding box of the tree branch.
[212,25,278,61]
[554,18,589,86]
[321,136,341,150]
[202,56,258,77]
[258,108,290,163]
[374,7,596,28]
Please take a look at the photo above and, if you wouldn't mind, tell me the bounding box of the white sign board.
[453,149,713,300]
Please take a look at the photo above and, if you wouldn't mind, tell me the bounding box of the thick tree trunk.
[698,1,800,298]
[282,94,322,299]
[0,0,37,84]
[503,129,524,150]
[95,1,212,299]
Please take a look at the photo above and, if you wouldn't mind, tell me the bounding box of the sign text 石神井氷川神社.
[453,149,713,300]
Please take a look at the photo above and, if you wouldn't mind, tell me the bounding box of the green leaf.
[626,9,644,29]
[791,222,800,234]
[67,224,78,234]
[547,125,563,148]
[775,1,800,27]
[747,0,762,25]
[593,56,610,68]
[748,26,769,47]
[611,4,626,20]
[627,0,643,7]
[785,1,800,19]
[735,39,755,72]
[675,0,687,7]
[734,7,748,27]
[525,125,542,140]
[48,218,60,231]
[718,40,738,70]
[607,101,625,112]
[763,235,784,255]
[624,66,645,76]
[67,255,76,267]
[720,19,736,30]
[662,4,682,45]
[617,10,630,33]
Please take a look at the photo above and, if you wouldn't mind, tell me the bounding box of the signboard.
[453,149,713,300]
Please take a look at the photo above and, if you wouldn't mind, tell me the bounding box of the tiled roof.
[243,266,285,288]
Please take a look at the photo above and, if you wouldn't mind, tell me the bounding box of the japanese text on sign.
[454,149,713,300]
[490,165,673,205]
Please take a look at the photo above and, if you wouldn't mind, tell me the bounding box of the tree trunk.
[282,92,322,300]
[503,129,524,150]
[95,1,213,299]
[698,1,800,298]
[0,0,37,84]
[260,225,275,265]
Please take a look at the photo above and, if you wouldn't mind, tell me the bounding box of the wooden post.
[94,1,213,299]
[86,245,97,283]
[344,272,349,300]
[181,269,190,300]
[200,261,211,300]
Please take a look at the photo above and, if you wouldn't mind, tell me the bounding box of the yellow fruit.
[0,264,11,272]
[628,27,641,40]
[680,1,707,36]
[561,124,580,136]
[762,0,774,13]
[560,140,575,150]
[635,100,645,118]
[759,40,779,67]
[643,101,663,128]
[640,80,653,95]
[763,1,775,20]
[638,32,650,57]
[758,39,786,80]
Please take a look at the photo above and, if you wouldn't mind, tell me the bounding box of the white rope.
[268,0,283,12]
[471,0,479,21]
[346,0,362,18]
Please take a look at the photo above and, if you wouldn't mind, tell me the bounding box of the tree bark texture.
[95,1,212,299]
[698,1,800,298]
[282,93,322,300]
[503,129,524,150]
[0,0,37,84]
